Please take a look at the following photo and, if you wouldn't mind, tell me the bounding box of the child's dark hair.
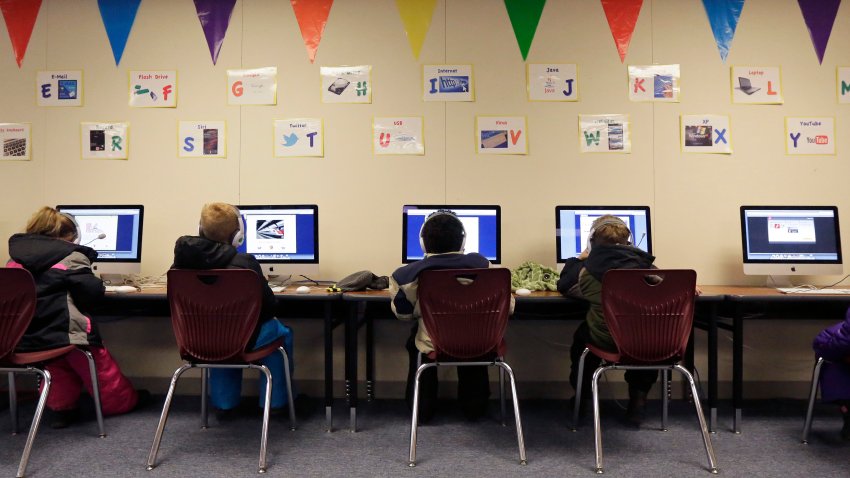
[421,213,465,254]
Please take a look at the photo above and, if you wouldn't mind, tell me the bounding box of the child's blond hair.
[26,207,78,241]
[199,203,240,244]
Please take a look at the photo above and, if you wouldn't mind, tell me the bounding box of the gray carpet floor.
[0,396,848,477]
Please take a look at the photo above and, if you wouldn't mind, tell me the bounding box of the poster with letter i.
[0,123,32,160]
[179,121,226,158]
[423,65,474,101]
[81,123,128,160]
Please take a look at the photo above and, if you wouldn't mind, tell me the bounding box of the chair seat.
[180,338,285,365]
[427,339,506,362]
[6,345,77,366]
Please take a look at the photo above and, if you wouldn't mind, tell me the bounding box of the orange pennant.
[0,0,43,67]
[600,0,643,63]
[291,0,333,63]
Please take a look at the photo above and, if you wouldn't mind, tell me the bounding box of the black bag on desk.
[336,270,389,291]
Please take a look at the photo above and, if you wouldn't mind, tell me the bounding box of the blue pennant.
[97,0,142,65]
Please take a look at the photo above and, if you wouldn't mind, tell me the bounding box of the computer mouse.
[515,288,532,296]
[296,285,311,294]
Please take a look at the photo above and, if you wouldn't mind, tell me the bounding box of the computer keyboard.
[3,138,27,157]
[105,285,138,293]
[777,288,850,295]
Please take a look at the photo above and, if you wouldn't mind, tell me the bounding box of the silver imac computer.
[55,205,144,283]
[402,205,501,263]
[555,206,652,267]
[740,206,842,286]
[236,205,319,282]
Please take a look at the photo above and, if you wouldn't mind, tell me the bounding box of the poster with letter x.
[680,115,731,154]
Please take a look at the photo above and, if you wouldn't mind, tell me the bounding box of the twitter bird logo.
[283,133,299,147]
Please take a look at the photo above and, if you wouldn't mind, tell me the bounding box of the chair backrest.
[418,268,511,360]
[167,269,263,362]
[0,268,37,361]
[601,269,696,364]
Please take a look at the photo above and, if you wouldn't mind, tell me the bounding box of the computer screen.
[55,205,144,276]
[402,205,501,263]
[740,206,842,275]
[555,206,652,262]
[236,205,319,278]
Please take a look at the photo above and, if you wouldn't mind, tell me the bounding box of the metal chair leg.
[257,365,273,474]
[591,366,607,474]
[499,364,506,426]
[674,364,718,474]
[9,372,18,435]
[497,362,527,465]
[16,368,51,478]
[408,362,435,467]
[200,368,209,429]
[279,347,297,431]
[572,348,590,431]
[802,357,825,444]
[79,349,106,437]
[147,364,192,471]
[662,369,669,432]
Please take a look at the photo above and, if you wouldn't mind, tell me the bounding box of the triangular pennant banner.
[193,0,236,65]
[600,0,643,63]
[701,0,745,62]
[396,0,436,60]
[504,0,546,61]
[97,0,142,66]
[291,0,333,63]
[0,0,42,67]
[798,0,841,64]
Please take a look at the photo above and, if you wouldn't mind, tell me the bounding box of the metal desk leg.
[324,302,333,432]
[707,303,718,433]
[366,312,375,401]
[733,302,744,434]
[347,302,359,432]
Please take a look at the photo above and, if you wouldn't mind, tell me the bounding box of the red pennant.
[291,0,333,63]
[0,0,42,67]
[600,0,643,63]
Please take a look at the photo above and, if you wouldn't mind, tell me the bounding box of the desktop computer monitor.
[55,205,144,280]
[402,205,501,263]
[555,206,652,262]
[236,205,319,280]
[740,206,842,277]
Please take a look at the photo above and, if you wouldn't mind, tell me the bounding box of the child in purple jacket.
[812,307,850,441]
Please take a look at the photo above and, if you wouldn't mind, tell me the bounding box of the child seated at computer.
[6,206,143,428]
[557,215,658,426]
[389,210,513,422]
[171,202,294,417]
[812,309,850,441]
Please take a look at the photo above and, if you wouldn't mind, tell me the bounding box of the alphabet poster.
[274,118,324,157]
[227,67,277,105]
[527,64,578,101]
[37,71,83,107]
[0,123,31,160]
[373,117,424,155]
[81,122,128,160]
[680,115,732,154]
[423,65,474,101]
[786,117,834,155]
[628,65,679,102]
[579,114,631,153]
[179,121,226,157]
[476,116,527,155]
[129,71,177,107]
[838,67,850,104]
[321,66,371,103]
[731,66,783,104]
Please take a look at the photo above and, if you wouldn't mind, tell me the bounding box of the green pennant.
[504,0,546,61]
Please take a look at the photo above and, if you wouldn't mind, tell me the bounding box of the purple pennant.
[798,0,841,64]
[193,0,236,65]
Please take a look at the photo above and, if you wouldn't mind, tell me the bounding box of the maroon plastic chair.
[572,269,717,474]
[0,267,107,478]
[408,268,526,467]
[146,269,295,474]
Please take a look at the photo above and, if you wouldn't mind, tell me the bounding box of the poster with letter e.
[423,65,474,101]
[579,115,631,153]
[179,121,226,158]
[0,123,31,160]
[680,115,731,154]
[785,117,834,155]
[81,123,128,160]
[476,117,527,155]
[628,65,679,102]
[37,71,83,107]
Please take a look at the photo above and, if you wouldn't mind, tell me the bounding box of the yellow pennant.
[395,0,437,60]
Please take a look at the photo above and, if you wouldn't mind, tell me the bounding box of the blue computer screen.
[402,205,500,263]
[55,205,144,262]
[236,205,318,263]
[556,206,651,262]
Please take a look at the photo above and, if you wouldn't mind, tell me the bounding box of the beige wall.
[1,0,847,397]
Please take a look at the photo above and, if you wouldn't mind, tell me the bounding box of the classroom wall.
[1,0,847,398]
